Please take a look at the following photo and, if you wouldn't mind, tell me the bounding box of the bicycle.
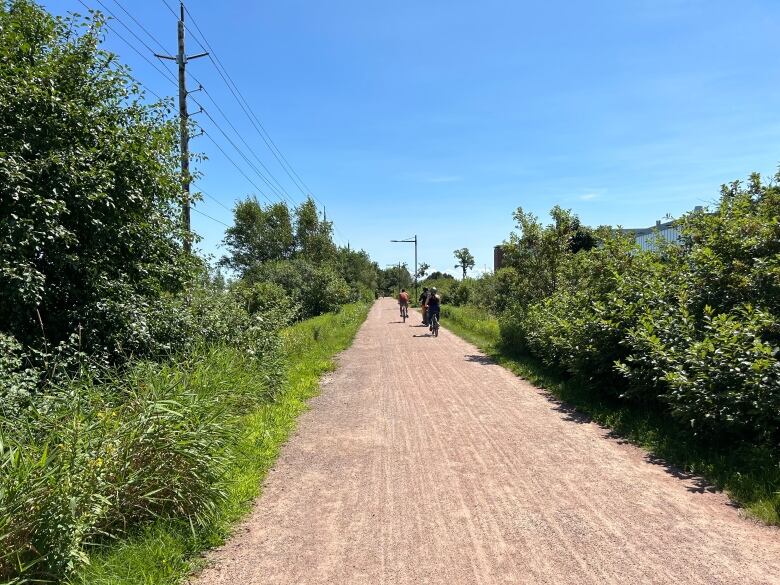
[400,304,409,322]
[430,312,440,337]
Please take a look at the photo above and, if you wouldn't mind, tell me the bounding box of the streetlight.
[391,235,417,301]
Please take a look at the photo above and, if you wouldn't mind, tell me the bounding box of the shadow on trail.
[548,398,728,498]
[464,354,494,365]
[550,400,594,425]
[643,454,725,497]
[457,339,745,507]
[412,333,434,338]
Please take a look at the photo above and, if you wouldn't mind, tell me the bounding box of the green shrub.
[422,277,457,303]
[0,1,189,361]
[618,305,780,442]
[0,343,279,584]
[0,333,38,418]
[448,280,474,306]
[495,172,780,444]
[250,259,351,320]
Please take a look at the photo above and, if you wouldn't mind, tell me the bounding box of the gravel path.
[192,298,780,584]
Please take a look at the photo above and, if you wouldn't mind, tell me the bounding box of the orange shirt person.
[398,289,410,317]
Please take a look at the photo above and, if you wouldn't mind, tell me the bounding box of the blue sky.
[49,0,780,277]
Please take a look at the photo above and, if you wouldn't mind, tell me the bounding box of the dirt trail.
[192,298,780,584]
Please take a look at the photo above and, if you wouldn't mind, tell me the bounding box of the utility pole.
[391,235,418,301]
[156,2,208,254]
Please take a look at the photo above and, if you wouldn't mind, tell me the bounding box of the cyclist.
[398,288,409,318]
[419,287,430,325]
[427,287,441,332]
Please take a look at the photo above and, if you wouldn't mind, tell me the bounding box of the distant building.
[493,245,505,271]
[494,207,702,265]
[621,219,680,251]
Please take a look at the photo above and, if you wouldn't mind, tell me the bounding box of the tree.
[336,247,379,299]
[425,271,455,281]
[0,1,187,356]
[415,262,430,280]
[294,197,336,264]
[221,198,294,275]
[453,248,475,279]
[378,264,412,296]
[501,205,588,302]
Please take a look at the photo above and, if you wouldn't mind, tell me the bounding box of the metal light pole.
[391,235,417,301]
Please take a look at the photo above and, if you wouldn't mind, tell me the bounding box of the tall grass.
[66,302,370,585]
[441,304,780,526]
[1,344,276,583]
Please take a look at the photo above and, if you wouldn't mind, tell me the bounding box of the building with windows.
[493,207,704,270]
[620,219,680,251]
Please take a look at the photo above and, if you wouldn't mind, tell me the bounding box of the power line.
[151,3,300,209]
[201,131,276,205]
[92,0,159,55]
[189,89,299,206]
[182,6,347,242]
[109,0,170,54]
[193,77,299,203]
[194,183,234,213]
[194,103,297,206]
[182,7,310,197]
[158,0,178,20]
[91,0,178,84]
[89,0,347,245]
[77,0,178,88]
[83,1,293,211]
[191,206,230,227]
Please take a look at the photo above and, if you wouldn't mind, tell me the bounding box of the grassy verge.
[441,304,780,525]
[69,302,371,585]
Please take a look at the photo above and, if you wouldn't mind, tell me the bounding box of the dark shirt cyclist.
[419,287,430,325]
[427,287,441,331]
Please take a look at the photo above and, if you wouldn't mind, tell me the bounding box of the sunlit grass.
[69,303,371,585]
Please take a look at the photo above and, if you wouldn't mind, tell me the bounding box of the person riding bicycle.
[398,289,410,317]
[419,287,430,325]
[427,287,441,331]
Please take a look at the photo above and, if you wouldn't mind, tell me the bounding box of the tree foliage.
[0,0,189,358]
[453,247,475,279]
[221,195,378,316]
[221,198,294,273]
[491,175,780,445]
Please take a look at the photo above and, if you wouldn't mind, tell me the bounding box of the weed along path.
[192,298,780,585]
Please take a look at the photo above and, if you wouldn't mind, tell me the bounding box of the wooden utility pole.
[156,1,207,253]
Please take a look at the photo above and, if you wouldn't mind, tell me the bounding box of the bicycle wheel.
[402,306,407,322]
[432,314,439,337]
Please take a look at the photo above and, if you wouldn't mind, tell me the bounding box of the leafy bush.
[0,333,38,418]
[249,259,351,320]
[0,0,189,361]
[233,281,298,323]
[494,173,780,445]
[448,279,475,306]
[618,305,780,442]
[421,276,457,303]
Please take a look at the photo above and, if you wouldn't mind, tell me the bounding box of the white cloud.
[579,193,600,201]
[425,175,462,184]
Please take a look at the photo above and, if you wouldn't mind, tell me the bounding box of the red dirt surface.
[191,298,780,584]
